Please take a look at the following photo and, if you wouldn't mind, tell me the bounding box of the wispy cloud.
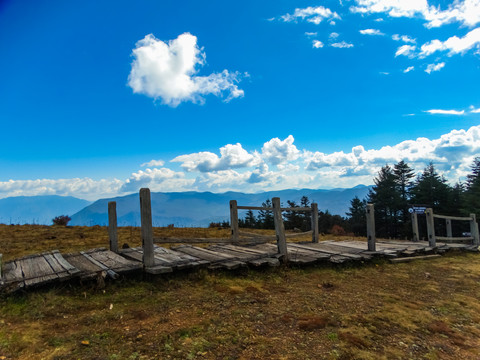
[128,33,245,107]
[395,44,416,57]
[331,41,354,48]
[419,27,480,57]
[359,28,384,35]
[141,160,165,167]
[425,109,465,115]
[425,62,445,74]
[281,6,340,24]
[392,34,416,43]
[403,66,414,73]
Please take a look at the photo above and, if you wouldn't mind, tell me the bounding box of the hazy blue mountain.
[0,196,91,225]
[70,186,372,227]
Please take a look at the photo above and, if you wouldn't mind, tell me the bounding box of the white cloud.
[329,32,340,39]
[121,168,193,192]
[425,62,445,73]
[360,28,384,35]
[470,106,480,113]
[419,27,480,57]
[392,34,416,43]
[351,0,480,28]
[425,109,465,115]
[313,40,324,48]
[141,160,165,167]
[261,135,300,165]
[395,44,416,57]
[403,66,415,73]
[331,41,354,48]
[282,6,341,24]
[128,33,244,107]
[0,178,123,201]
[172,143,261,172]
[305,32,318,37]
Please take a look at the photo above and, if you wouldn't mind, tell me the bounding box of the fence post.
[311,202,319,243]
[140,188,155,268]
[411,212,419,242]
[425,208,436,247]
[229,200,239,243]
[470,214,479,246]
[446,218,452,238]
[272,197,288,262]
[108,201,118,253]
[366,204,376,251]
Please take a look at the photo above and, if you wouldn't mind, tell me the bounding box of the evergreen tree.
[465,157,480,215]
[243,209,257,228]
[393,160,416,237]
[284,200,303,230]
[367,165,402,238]
[410,163,452,214]
[257,199,274,229]
[346,196,367,236]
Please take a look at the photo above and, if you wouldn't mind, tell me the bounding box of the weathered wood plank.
[21,256,58,287]
[173,245,245,269]
[108,201,118,253]
[230,200,239,242]
[140,188,155,267]
[2,260,24,284]
[433,214,472,221]
[223,244,277,256]
[311,203,319,243]
[390,255,442,263]
[42,253,73,280]
[80,251,119,279]
[293,243,365,259]
[366,204,376,251]
[52,250,79,272]
[272,197,288,261]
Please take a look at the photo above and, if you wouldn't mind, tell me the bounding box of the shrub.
[330,224,346,236]
[52,215,71,226]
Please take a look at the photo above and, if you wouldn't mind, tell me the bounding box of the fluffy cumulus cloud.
[3,128,480,199]
[392,34,416,43]
[425,62,445,73]
[141,160,165,167]
[172,143,261,172]
[403,66,415,73]
[128,33,244,107]
[359,28,384,35]
[121,168,193,192]
[351,0,480,28]
[281,6,340,24]
[395,44,416,57]
[312,40,324,48]
[261,135,300,165]
[0,178,123,201]
[419,27,480,57]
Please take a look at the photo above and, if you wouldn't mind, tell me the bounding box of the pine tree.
[465,157,480,215]
[367,165,402,238]
[393,160,416,237]
[257,199,274,229]
[243,210,257,228]
[346,196,367,236]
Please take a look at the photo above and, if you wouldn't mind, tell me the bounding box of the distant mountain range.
[0,195,91,225]
[0,186,372,226]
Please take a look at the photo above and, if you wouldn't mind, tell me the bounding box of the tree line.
[232,157,480,239]
[348,157,480,239]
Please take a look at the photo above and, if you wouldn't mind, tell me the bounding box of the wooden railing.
[412,209,479,247]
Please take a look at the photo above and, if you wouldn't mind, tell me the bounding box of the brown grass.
[1,225,480,359]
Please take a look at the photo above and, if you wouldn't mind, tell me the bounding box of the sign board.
[408,206,427,214]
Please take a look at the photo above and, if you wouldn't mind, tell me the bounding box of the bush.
[52,215,71,226]
[330,224,346,236]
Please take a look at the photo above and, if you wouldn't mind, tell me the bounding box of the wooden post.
[140,188,155,267]
[229,200,239,243]
[366,204,376,251]
[470,214,479,246]
[311,203,319,243]
[272,197,288,262]
[425,208,436,247]
[446,218,452,238]
[108,201,118,253]
[411,212,419,242]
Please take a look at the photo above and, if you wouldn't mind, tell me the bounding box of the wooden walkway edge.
[0,240,478,293]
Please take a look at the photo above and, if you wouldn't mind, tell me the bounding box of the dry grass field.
[1,225,480,359]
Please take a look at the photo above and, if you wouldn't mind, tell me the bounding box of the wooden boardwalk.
[0,240,477,293]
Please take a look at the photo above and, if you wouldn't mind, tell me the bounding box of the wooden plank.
[426,208,436,247]
[219,244,276,257]
[436,236,473,243]
[21,255,58,287]
[89,250,141,273]
[272,197,288,261]
[446,218,453,238]
[433,214,472,221]
[173,245,244,269]
[209,246,276,267]
[230,200,239,242]
[2,260,24,285]
[311,203,319,243]
[411,212,419,242]
[366,204,376,251]
[248,257,280,267]
[390,255,442,263]
[294,243,365,259]
[52,250,79,272]
[140,188,154,267]
[155,246,209,265]
[42,253,73,280]
[108,201,118,253]
[237,206,311,212]
[120,248,144,262]
[80,251,119,279]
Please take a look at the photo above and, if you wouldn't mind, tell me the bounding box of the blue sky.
[1,0,479,200]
